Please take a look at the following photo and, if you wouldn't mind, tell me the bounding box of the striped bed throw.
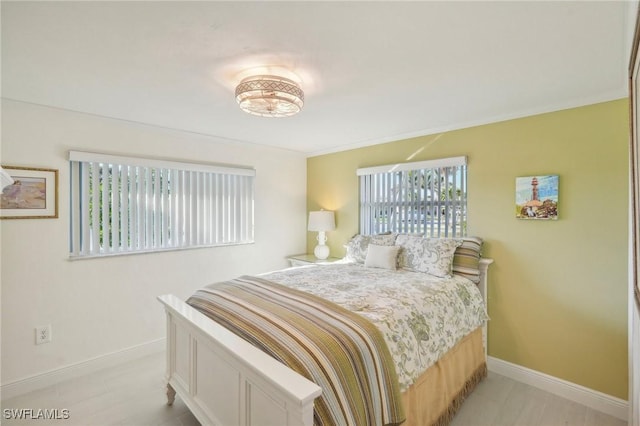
[187,275,405,426]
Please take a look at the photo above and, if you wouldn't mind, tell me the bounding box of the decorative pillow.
[344,233,396,263]
[396,235,463,277]
[364,244,400,270]
[452,236,483,283]
[395,234,422,269]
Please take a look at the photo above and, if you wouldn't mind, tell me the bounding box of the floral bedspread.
[261,262,488,392]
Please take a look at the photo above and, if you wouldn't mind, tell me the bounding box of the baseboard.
[1,338,166,400]
[488,356,628,421]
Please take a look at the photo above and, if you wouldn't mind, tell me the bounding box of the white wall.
[0,99,308,385]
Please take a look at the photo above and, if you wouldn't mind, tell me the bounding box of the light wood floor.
[1,351,627,426]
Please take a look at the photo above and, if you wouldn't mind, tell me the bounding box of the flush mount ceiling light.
[235,75,304,118]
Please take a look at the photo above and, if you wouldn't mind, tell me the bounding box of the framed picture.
[0,166,58,219]
[515,175,558,220]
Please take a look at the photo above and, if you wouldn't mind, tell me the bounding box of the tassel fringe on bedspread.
[400,327,486,426]
[432,362,487,426]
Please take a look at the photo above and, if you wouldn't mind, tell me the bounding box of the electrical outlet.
[35,325,51,345]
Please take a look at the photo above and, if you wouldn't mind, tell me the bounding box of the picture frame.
[0,166,58,219]
[515,175,558,220]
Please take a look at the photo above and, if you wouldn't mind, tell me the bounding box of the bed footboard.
[157,294,322,426]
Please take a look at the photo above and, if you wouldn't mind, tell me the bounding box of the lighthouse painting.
[515,175,558,220]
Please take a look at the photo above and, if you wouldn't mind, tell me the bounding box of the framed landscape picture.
[515,175,558,220]
[0,166,58,219]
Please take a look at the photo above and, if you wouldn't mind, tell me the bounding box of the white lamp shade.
[307,210,335,232]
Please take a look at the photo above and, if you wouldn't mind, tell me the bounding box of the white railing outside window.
[69,151,255,258]
[358,156,467,237]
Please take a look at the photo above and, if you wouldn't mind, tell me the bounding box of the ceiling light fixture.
[235,75,304,118]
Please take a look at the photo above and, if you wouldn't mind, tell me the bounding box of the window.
[358,156,467,237]
[69,151,255,258]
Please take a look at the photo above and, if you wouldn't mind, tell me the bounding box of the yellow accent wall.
[307,99,629,398]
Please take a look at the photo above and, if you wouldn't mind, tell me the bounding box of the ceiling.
[1,1,634,156]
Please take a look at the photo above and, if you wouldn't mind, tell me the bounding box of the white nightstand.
[287,254,342,267]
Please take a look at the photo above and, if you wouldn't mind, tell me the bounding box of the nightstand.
[287,254,342,267]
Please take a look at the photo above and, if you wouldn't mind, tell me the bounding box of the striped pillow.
[452,237,483,284]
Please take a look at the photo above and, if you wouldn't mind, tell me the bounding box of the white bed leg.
[166,383,176,406]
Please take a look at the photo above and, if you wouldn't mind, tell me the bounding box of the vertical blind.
[69,151,255,258]
[357,156,467,237]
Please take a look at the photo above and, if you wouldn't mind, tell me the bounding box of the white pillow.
[364,244,400,270]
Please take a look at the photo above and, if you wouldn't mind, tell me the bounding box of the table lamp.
[308,210,335,260]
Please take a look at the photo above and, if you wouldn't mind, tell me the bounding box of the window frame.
[69,151,255,259]
[357,156,467,237]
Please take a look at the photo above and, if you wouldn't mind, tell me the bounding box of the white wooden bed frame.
[157,258,493,426]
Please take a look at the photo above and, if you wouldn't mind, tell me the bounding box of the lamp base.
[314,244,330,260]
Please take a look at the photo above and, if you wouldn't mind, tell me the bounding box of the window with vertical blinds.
[69,151,255,258]
[357,156,467,237]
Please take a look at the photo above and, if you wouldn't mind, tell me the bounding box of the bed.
[158,235,493,426]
